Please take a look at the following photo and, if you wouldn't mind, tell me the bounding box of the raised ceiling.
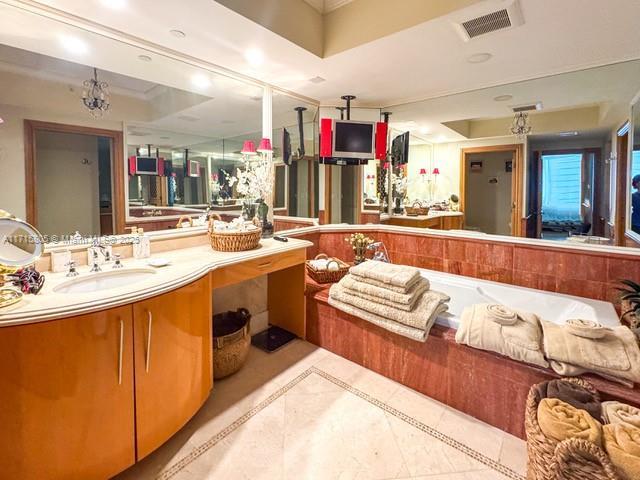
[2,0,640,107]
[302,0,353,14]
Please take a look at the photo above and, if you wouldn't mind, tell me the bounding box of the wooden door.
[0,306,135,480]
[133,275,212,459]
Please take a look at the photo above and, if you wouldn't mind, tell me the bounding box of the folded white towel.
[339,274,429,311]
[349,261,422,293]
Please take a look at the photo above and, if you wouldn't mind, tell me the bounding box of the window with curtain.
[541,153,582,222]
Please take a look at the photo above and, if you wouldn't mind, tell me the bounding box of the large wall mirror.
[628,93,640,242]
[0,5,264,239]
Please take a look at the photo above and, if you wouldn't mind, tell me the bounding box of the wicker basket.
[306,253,350,284]
[213,308,251,379]
[405,201,430,216]
[525,378,622,480]
[208,213,261,252]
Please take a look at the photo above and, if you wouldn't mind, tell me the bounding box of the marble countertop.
[0,238,311,327]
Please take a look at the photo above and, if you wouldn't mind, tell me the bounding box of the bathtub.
[421,268,620,330]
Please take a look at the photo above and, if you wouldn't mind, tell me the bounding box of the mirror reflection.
[630,98,640,238]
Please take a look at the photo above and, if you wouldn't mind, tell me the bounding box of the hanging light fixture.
[82,68,110,118]
[510,111,532,137]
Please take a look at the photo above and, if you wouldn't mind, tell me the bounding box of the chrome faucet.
[92,239,111,263]
[65,260,79,277]
[367,241,391,263]
[89,251,101,273]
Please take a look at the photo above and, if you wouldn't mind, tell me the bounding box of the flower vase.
[257,201,273,238]
[354,247,367,265]
[393,197,404,214]
[242,202,256,221]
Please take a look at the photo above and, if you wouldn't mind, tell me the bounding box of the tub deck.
[306,277,640,439]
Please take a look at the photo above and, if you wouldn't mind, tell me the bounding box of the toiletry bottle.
[133,228,151,259]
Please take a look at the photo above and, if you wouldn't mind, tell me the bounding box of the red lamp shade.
[257,137,273,153]
[432,168,440,175]
[241,140,257,155]
[419,168,427,175]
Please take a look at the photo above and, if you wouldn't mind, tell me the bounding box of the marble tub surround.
[279,224,640,306]
[0,237,311,326]
[114,340,526,480]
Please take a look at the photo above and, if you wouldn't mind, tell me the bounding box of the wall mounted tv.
[391,131,410,165]
[130,156,160,175]
[319,157,369,166]
[332,120,376,159]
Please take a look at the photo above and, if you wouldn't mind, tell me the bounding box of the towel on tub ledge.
[540,320,640,386]
[602,401,640,429]
[603,423,640,480]
[339,274,430,311]
[348,261,423,293]
[537,397,603,446]
[328,283,449,341]
[455,303,549,368]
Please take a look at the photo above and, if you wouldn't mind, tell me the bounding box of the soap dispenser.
[133,228,151,259]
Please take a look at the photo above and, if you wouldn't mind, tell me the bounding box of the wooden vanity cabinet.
[133,275,213,459]
[0,306,135,480]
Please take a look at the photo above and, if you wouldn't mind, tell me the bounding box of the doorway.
[24,120,125,237]
[460,144,522,236]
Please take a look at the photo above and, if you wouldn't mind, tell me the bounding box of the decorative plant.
[345,233,374,265]
[616,279,640,330]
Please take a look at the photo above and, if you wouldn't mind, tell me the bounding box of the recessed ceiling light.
[419,127,430,135]
[191,73,211,88]
[244,48,264,66]
[494,94,513,102]
[58,35,89,55]
[169,29,186,38]
[0,117,4,124]
[138,55,152,62]
[467,52,493,64]
[100,0,126,9]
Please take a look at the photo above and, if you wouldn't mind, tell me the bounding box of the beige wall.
[465,151,513,235]
[35,131,100,236]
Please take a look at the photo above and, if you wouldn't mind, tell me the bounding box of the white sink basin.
[53,268,157,294]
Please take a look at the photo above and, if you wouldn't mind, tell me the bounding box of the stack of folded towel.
[328,262,449,342]
[455,303,549,368]
[540,319,640,387]
[535,380,640,480]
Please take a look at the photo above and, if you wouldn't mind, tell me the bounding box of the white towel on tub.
[340,274,430,311]
[455,303,549,368]
[349,261,422,293]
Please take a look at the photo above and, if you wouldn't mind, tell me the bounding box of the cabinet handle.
[118,319,124,385]
[145,311,153,373]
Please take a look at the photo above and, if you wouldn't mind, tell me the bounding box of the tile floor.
[114,340,527,480]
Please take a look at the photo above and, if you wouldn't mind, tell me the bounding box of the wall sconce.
[257,138,273,154]
[241,140,257,156]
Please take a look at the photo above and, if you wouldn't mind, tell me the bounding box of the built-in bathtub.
[419,268,620,329]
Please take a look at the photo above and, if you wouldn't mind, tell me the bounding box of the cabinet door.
[133,275,212,459]
[0,306,135,480]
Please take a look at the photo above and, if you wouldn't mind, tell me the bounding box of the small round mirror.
[0,210,45,272]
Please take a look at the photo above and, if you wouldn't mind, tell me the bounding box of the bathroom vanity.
[381,211,464,230]
[0,238,309,480]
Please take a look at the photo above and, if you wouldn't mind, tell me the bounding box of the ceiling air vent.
[455,1,524,42]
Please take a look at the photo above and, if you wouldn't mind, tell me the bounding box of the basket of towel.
[208,213,261,252]
[306,253,350,284]
[525,377,640,480]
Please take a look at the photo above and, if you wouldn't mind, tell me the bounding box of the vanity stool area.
[0,240,309,480]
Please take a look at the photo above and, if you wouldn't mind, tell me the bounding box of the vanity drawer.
[212,249,306,288]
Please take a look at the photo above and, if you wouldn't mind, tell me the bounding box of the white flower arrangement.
[223,154,273,202]
[392,170,408,196]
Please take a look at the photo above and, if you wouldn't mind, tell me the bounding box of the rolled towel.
[329,282,449,331]
[349,261,421,293]
[339,274,429,311]
[534,379,601,421]
[602,401,640,429]
[565,318,609,339]
[455,303,549,368]
[486,304,518,326]
[537,398,602,446]
[541,320,640,385]
[603,423,640,480]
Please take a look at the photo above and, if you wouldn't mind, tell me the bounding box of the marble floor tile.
[115,341,526,480]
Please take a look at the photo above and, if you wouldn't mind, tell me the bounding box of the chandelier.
[510,111,532,137]
[82,68,110,118]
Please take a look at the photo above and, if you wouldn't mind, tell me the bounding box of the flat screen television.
[187,159,201,178]
[391,131,410,165]
[332,120,375,159]
[134,156,159,175]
